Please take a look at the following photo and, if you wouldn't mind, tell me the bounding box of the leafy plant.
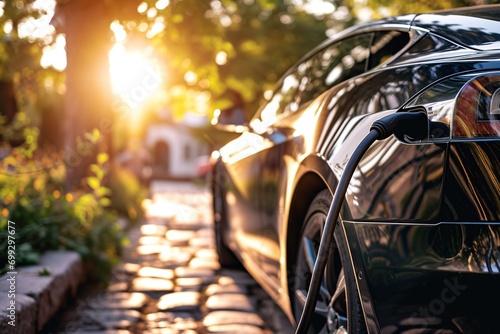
[0,126,127,283]
[109,164,147,226]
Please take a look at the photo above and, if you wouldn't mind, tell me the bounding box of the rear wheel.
[292,190,366,333]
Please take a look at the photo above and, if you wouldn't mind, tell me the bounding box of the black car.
[211,5,500,333]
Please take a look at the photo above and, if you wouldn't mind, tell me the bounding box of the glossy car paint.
[212,6,500,333]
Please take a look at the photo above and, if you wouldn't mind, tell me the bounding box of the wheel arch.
[284,164,368,332]
[285,154,339,274]
[286,167,337,287]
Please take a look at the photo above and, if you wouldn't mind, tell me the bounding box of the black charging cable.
[295,110,429,334]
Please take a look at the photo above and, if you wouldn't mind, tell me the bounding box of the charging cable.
[295,110,429,334]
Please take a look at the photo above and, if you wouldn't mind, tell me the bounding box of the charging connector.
[295,110,428,334]
[371,108,428,140]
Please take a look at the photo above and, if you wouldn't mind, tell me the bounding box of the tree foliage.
[0,0,64,148]
[111,0,341,118]
[0,0,39,80]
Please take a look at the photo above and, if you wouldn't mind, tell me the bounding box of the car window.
[368,30,411,69]
[299,33,372,105]
[251,34,373,132]
[250,57,313,132]
[398,32,463,61]
[263,60,312,122]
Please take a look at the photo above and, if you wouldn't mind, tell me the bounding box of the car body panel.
[213,5,500,333]
[345,220,500,333]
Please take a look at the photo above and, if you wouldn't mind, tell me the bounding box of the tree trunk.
[59,0,113,191]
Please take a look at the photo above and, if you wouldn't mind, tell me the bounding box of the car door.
[220,56,315,293]
[254,32,378,291]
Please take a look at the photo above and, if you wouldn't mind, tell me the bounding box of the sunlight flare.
[108,44,164,110]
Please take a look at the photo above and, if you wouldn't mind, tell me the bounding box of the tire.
[211,162,243,269]
[292,189,366,333]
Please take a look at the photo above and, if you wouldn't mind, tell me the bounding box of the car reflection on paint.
[210,5,500,334]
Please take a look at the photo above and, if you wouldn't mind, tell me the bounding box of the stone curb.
[0,250,85,334]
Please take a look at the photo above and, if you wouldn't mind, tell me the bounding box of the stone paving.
[53,181,294,334]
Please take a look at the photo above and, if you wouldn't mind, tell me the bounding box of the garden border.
[0,251,84,333]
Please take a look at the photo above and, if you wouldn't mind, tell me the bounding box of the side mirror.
[211,105,249,133]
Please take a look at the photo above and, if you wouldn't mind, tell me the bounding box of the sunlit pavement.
[53,180,294,334]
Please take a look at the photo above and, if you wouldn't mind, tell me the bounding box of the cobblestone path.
[52,181,294,334]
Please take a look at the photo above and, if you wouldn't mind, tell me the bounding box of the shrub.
[109,164,147,227]
[0,126,127,283]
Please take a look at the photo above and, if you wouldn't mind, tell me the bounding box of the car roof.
[412,5,500,50]
[275,5,500,92]
[319,5,500,51]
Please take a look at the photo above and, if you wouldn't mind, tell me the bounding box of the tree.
[111,0,339,117]
[0,0,57,145]
[0,0,42,80]
[53,0,114,190]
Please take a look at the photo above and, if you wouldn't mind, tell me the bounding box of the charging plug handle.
[370,110,428,140]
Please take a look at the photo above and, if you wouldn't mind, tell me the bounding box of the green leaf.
[97,153,109,165]
[76,193,98,208]
[90,164,104,180]
[99,197,111,207]
[84,129,101,143]
[38,268,51,276]
[87,177,100,190]
[90,164,100,173]
[95,186,111,197]
[92,129,101,142]
[20,252,40,266]
[3,156,17,169]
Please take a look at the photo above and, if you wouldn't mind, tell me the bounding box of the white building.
[145,111,209,180]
